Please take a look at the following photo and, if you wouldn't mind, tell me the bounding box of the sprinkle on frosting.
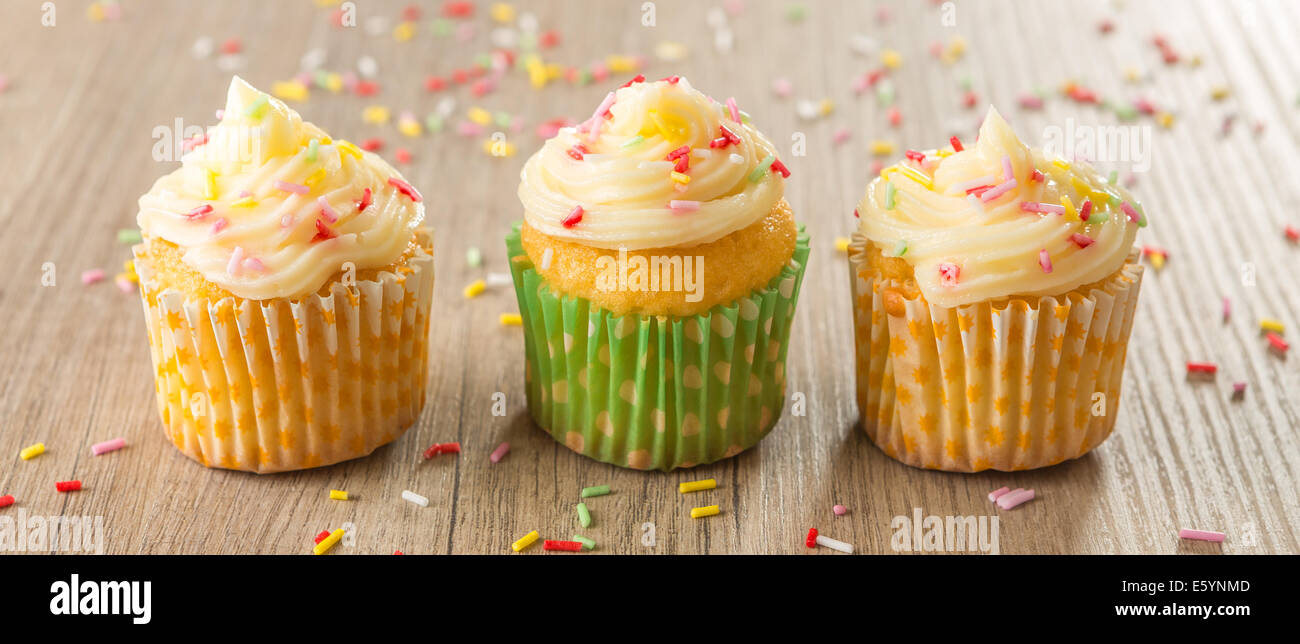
[136,76,425,300]
[855,107,1143,308]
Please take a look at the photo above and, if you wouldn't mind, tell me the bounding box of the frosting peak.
[518,76,786,250]
[137,77,425,300]
[857,107,1144,308]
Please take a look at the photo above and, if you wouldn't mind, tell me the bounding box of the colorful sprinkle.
[581,485,611,498]
[576,502,592,527]
[1178,529,1225,543]
[1186,362,1218,375]
[571,534,596,550]
[995,488,1035,510]
[273,180,309,195]
[1266,331,1289,354]
[91,438,125,456]
[563,205,584,228]
[56,480,82,493]
[814,534,854,553]
[463,279,486,299]
[512,530,540,552]
[401,490,429,507]
[1260,318,1285,334]
[832,504,848,516]
[313,528,344,555]
[0,495,13,509]
[544,540,584,552]
[679,479,716,494]
[81,269,105,285]
[490,441,511,462]
[19,443,45,460]
[1039,249,1053,273]
[690,505,720,519]
[499,313,522,326]
[329,489,349,501]
[387,177,422,202]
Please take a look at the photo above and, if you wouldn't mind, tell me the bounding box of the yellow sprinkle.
[320,136,332,145]
[1060,195,1078,222]
[1123,66,1142,83]
[1150,254,1165,270]
[647,109,673,141]
[525,56,548,89]
[1156,111,1175,129]
[463,279,486,299]
[545,62,565,80]
[896,164,933,189]
[393,21,415,43]
[500,313,523,326]
[869,140,896,157]
[835,237,851,252]
[338,140,363,160]
[606,55,639,73]
[20,443,45,460]
[818,98,835,116]
[313,528,345,555]
[271,81,309,102]
[467,107,492,126]
[490,2,516,23]
[204,169,218,200]
[303,168,326,188]
[881,49,903,69]
[1052,158,1071,171]
[116,272,137,285]
[86,3,105,21]
[324,73,343,93]
[934,149,952,158]
[230,196,258,208]
[679,479,717,494]
[690,505,720,519]
[362,105,390,125]
[1261,318,1285,334]
[329,489,349,501]
[944,36,967,62]
[483,138,517,157]
[670,171,691,185]
[398,120,422,138]
[511,530,540,552]
[124,260,136,274]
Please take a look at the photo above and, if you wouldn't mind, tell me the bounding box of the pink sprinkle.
[1178,529,1225,543]
[1039,249,1053,273]
[771,77,792,97]
[215,109,225,120]
[211,218,228,235]
[1069,233,1095,248]
[949,175,997,194]
[832,128,851,146]
[1018,94,1044,109]
[938,262,960,287]
[91,438,126,456]
[317,196,340,223]
[987,486,1012,502]
[1232,381,1247,397]
[996,488,1035,510]
[186,204,214,219]
[388,177,423,202]
[1120,201,1141,223]
[489,441,510,463]
[669,199,700,212]
[980,178,1018,202]
[1222,297,1231,323]
[81,269,106,285]
[1002,155,1014,182]
[115,277,135,293]
[273,180,309,195]
[457,121,485,136]
[1020,201,1065,215]
[587,91,616,141]
[832,504,847,516]
[725,96,741,123]
[227,246,246,275]
[281,214,295,228]
[242,257,266,272]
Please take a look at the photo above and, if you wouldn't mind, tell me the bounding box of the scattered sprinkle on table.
[20,443,45,460]
[544,539,584,552]
[1178,529,1225,543]
[835,237,851,252]
[1186,362,1218,376]
[56,480,82,493]
[314,528,344,555]
[489,441,511,463]
[401,490,428,507]
[0,495,13,509]
[571,534,596,550]
[833,504,848,516]
[512,530,540,552]
[81,269,105,285]
[1232,382,1247,400]
[329,489,349,501]
[466,246,482,267]
[463,279,486,298]
[499,313,522,326]
[988,486,1011,502]
[995,488,1035,510]
[91,438,125,456]
[1265,332,1288,354]
[690,505,720,519]
[313,529,331,544]
[805,528,818,547]
[576,502,592,527]
[815,534,854,554]
[678,479,716,494]
[580,485,611,498]
[1260,318,1285,334]
[423,442,461,459]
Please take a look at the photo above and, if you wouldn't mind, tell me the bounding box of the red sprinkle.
[1285,225,1300,243]
[1078,199,1093,221]
[356,188,372,212]
[708,136,730,149]
[719,124,742,146]
[563,205,584,228]
[673,155,689,173]
[183,133,209,152]
[394,549,404,555]
[424,75,446,92]
[770,158,791,178]
[1030,169,1044,182]
[313,529,332,544]
[949,136,964,152]
[442,1,474,18]
[1186,362,1218,375]
[354,80,380,96]
[539,30,561,49]
[567,144,587,161]
[361,138,384,152]
[666,145,691,161]
[1069,233,1095,248]
[1267,332,1289,354]
[962,90,979,109]
[395,148,412,164]
[56,480,82,493]
[187,204,214,219]
[805,528,818,548]
[939,262,961,287]
[543,540,585,552]
[388,177,423,202]
[312,218,337,242]
[619,74,646,89]
[660,75,681,84]
[887,106,902,127]
[401,4,422,21]
[905,150,926,163]
[853,208,860,219]
[219,37,242,54]
[423,442,462,459]
[0,494,14,508]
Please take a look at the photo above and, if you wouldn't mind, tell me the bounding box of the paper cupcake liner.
[848,233,1143,472]
[506,223,809,471]
[133,229,435,473]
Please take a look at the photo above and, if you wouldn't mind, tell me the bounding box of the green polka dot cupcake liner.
[506,223,810,471]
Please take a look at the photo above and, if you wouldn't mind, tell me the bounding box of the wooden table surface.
[1,0,1297,555]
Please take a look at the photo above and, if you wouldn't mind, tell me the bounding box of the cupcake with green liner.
[508,75,808,470]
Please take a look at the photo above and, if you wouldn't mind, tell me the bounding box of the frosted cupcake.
[849,108,1144,472]
[508,76,809,470]
[133,77,434,473]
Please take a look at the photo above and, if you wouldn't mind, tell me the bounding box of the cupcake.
[849,108,1144,472]
[508,76,809,470]
[133,77,434,473]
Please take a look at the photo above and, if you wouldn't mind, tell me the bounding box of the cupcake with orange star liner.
[508,75,809,470]
[849,107,1145,472]
[132,77,434,473]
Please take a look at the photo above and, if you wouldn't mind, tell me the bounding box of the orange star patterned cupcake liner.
[132,229,435,473]
[849,234,1143,472]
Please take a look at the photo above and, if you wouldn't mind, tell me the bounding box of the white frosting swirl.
[518,77,784,250]
[136,77,425,300]
[857,107,1143,308]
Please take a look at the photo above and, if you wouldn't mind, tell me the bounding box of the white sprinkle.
[364,16,389,36]
[226,246,246,276]
[714,28,734,53]
[357,55,378,78]
[815,534,854,554]
[486,272,512,287]
[401,490,428,507]
[706,7,728,29]
[191,36,214,59]
[300,47,327,72]
[729,153,745,165]
[795,99,819,121]
[490,27,518,48]
[849,34,878,56]
[540,247,553,271]
[518,11,539,32]
[435,97,457,118]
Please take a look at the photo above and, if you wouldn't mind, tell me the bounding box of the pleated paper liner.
[848,233,1143,472]
[133,228,435,473]
[506,222,810,471]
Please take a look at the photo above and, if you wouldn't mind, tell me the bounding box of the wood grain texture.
[0,0,1297,555]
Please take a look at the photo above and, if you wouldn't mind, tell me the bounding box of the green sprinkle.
[466,247,482,267]
[579,69,594,86]
[893,239,908,257]
[1114,105,1138,122]
[576,502,592,528]
[1136,202,1148,228]
[885,181,897,210]
[1108,170,1119,185]
[959,75,973,91]
[621,134,645,148]
[749,154,776,182]
[430,18,452,37]
[425,114,444,133]
[571,534,596,550]
[474,53,492,69]
[494,111,512,127]
[117,229,142,244]
[243,94,269,119]
[739,110,752,125]
[306,138,319,163]
[786,3,807,21]
[580,485,611,498]
[876,80,896,107]
[518,32,538,51]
